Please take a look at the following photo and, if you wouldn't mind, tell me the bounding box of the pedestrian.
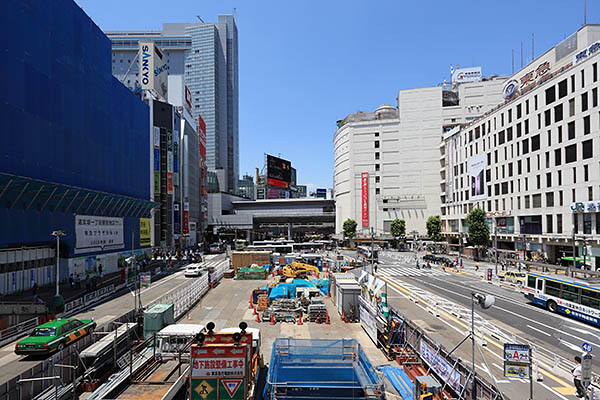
[75,274,81,289]
[69,274,74,288]
[572,356,587,399]
[475,263,479,272]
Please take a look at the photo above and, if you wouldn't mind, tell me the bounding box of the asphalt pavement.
[376,250,599,400]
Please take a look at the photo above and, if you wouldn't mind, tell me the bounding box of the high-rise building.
[442,25,600,267]
[238,174,255,200]
[334,73,506,237]
[106,15,239,193]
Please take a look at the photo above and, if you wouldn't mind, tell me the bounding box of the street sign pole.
[529,347,533,400]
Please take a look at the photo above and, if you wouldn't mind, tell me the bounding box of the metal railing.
[0,317,39,347]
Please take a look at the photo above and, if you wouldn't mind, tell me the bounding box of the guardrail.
[0,317,39,348]
[150,271,210,320]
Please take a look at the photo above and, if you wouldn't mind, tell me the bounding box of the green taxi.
[15,318,96,355]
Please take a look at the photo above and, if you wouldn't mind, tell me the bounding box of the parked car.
[184,264,203,277]
[15,318,96,355]
[208,243,224,254]
[498,271,526,285]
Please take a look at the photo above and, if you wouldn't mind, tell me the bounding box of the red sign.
[183,202,190,234]
[361,172,369,227]
[198,115,207,159]
[167,172,174,194]
[268,178,288,188]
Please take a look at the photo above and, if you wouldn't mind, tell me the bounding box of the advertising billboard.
[316,188,327,198]
[198,115,207,159]
[139,42,169,100]
[183,202,190,235]
[451,66,482,83]
[75,215,124,254]
[361,173,369,227]
[469,154,486,201]
[139,218,151,247]
[267,155,291,188]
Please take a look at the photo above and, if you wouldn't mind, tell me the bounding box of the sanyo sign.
[139,42,169,100]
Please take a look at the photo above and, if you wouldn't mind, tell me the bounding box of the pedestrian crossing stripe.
[377,267,449,277]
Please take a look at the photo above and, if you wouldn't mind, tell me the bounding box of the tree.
[390,219,406,238]
[426,216,443,242]
[466,208,489,259]
[343,219,358,239]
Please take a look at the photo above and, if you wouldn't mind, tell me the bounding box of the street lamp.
[471,292,495,399]
[51,230,66,297]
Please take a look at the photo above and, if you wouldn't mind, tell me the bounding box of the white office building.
[442,25,600,268]
[334,73,506,237]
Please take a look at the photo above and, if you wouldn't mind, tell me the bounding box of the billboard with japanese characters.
[75,215,124,254]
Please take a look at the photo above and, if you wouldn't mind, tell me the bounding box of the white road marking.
[538,382,572,400]
[527,324,552,337]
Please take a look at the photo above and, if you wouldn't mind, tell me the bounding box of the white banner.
[153,126,160,148]
[359,299,378,344]
[469,153,487,201]
[75,215,124,254]
[139,42,168,100]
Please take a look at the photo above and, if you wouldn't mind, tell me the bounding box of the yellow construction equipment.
[280,261,320,279]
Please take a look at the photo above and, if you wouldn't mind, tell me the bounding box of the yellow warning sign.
[194,380,214,399]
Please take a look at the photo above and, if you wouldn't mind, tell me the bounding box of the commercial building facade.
[0,0,155,294]
[107,16,239,193]
[442,25,600,268]
[334,77,506,237]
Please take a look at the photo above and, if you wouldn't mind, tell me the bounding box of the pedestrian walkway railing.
[0,316,39,347]
[150,273,209,320]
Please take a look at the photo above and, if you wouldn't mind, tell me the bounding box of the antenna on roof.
[196,15,204,23]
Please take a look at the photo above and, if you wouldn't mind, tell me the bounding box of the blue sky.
[76,0,597,192]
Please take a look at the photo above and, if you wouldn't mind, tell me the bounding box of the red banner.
[361,172,369,227]
[268,178,288,188]
[198,115,207,159]
[183,202,190,234]
[167,172,173,194]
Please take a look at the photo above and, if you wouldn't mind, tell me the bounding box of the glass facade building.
[106,16,239,194]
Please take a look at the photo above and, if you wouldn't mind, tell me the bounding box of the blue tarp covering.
[378,366,414,400]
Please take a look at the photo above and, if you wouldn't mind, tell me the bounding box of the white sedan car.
[184,264,203,277]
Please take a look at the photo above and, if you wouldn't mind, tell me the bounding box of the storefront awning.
[0,173,158,218]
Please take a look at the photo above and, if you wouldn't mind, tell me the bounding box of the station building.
[441,25,600,267]
[334,73,506,237]
[0,0,156,294]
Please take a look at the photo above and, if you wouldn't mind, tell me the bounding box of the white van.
[156,324,206,358]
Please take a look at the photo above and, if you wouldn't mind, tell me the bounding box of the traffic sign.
[583,342,593,353]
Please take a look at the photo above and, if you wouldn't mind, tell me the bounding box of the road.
[373,250,600,400]
[0,255,227,384]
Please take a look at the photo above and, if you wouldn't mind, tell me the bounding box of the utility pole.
[494,225,498,276]
[370,227,375,274]
[51,231,66,297]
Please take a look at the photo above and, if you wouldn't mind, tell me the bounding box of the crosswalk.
[377,266,450,278]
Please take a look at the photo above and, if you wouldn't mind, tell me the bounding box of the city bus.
[357,246,378,263]
[523,272,600,326]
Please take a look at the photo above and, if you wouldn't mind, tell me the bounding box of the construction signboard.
[191,344,247,400]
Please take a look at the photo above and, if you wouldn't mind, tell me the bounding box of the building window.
[375,164,380,171]
[582,92,589,112]
[375,152,380,160]
[559,190,564,206]
[531,134,540,151]
[546,215,553,233]
[569,98,575,116]
[517,123,522,137]
[597,213,600,234]
[525,196,530,208]
[583,139,593,159]
[546,86,556,105]
[546,192,554,207]
[527,157,531,173]
[522,139,529,154]
[566,144,577,163]
[546,172,552,187]
[584,213,592,234]
[536,174,541,189]
[544,110,551,126]
[374,140,380,148]
[568,121,575,139]
[524,119,529,134]
[558,79,568,98]
[594,63,598,82]
[582,69,586,88]
[375,176,380,183]
[573,167,577,184]
[375,188,380,195]
[375,132,379,137]
[594,88,599,108]
[573,188,577,202]
[546,151,550,168]
[534,95,538,110]
[557,214,563,233]
[558,170,562,185]
[517,160,522,174]
[584,115,591,135]
[589,186,594,201]
[554,104,563,122]
[558,125,563,143]
[571,74,576,92]
[584,165,589,181]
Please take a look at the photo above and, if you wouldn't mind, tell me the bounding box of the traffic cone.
[298,313,303,325]
[341,310,346,322]
[325,311,330,325]
[270,315,275,325]
[326,289,330,298]
[249,295,253,309]
[256,313,260,323]
[253,306,257,315]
